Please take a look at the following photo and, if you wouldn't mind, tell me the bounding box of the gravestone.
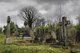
[51,31,57,44]
[51,31,56,40]
[6,16,12,44]
[59,16,70,46]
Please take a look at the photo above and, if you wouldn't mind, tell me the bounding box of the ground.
[0,34,80,53]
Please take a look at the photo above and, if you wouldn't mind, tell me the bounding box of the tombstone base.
[6,37,13,44]
[24,37,32,40]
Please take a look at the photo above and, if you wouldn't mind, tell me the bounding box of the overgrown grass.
[0,45,62,53]
[0,34,5,44]
[0,34,63,53]
[0,34,80,53]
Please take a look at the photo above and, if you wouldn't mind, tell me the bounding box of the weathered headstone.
[51,31,56,40]
[59,16,70,46]
[6,16,12,44]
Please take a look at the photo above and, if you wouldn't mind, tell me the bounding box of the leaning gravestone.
[6,16,12,44]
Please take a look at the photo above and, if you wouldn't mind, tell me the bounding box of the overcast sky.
[0,0,80,27]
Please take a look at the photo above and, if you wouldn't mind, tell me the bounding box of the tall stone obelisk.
[6,16,12,44]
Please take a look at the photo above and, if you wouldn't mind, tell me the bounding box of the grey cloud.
[0,0,17,2]
[0,0,80,27]
[63,0,80,16]
[35,0,69,5]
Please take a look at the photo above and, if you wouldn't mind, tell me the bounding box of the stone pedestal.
[24,37,32,41]
[6,37,12,44]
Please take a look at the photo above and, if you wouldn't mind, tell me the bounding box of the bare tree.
[20,6,38,28]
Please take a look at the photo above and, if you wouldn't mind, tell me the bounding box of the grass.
[0,45,63,53]
[0,34,80,53]
[0,34,63,53]
[0,34,5,44]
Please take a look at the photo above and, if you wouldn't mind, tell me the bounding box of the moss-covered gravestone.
[6,16,12,44]
[59,16,70,46]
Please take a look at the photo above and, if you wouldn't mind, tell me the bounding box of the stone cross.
[59,16,70,46]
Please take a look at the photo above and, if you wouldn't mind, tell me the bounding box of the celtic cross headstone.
[59,16,70,46]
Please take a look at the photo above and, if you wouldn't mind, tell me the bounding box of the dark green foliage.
[3,21,19,35]
[3,26,7,35]
[0,27,2,33]
[34,24,55,43]
[75,24,80,42]
[55,23,62,41]
[75,24,80,30]
[18,27,25,34]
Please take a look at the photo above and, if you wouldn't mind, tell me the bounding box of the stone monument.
[6,16,12,44]
[59,16,70,46]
